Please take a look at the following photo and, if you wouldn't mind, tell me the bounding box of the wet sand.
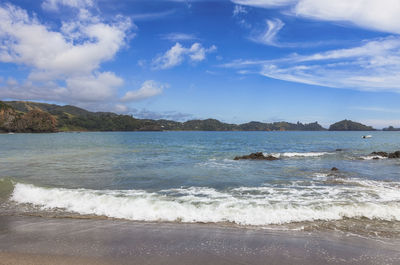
[0,215,399,265]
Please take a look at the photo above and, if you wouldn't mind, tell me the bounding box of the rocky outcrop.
[234,152,279,161]
[369,151,400,159]
[0,102,18,130]
[0,102,57,133]
[13,110,57,133]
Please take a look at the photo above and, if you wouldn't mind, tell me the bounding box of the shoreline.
[0,215,399,265]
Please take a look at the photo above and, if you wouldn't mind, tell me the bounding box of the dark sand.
[0,215,399,265]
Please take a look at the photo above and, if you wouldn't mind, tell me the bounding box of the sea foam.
[10,178,400,226]
[270,152,331,158]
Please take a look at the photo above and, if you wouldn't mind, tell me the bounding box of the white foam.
[271,152,331,158]
[360,155,387,160]
[10,180,400,226]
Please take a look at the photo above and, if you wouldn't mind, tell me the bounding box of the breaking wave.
[270,152,332,158]
[9,177,400,226]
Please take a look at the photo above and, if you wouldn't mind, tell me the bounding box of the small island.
[328,120,375,131]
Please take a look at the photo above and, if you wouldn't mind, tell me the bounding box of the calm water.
[1,131,400,238]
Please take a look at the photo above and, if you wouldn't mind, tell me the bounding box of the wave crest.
[10,179,400,226]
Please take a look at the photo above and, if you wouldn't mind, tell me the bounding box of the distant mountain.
[0,100,376,133]
[329,119,375,131]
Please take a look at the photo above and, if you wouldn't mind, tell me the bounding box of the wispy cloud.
[41,0,94,11]
[232,0,295,8]
[359,119,400,129]
[223,36,400,93]
[249,18,284,46]
[350,107,400,113]
[132,9,176,21]
[152,42,217,69]
[160,32,199,41]
[131,109,194,121]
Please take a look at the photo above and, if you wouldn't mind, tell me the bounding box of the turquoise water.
[1,131,400,237]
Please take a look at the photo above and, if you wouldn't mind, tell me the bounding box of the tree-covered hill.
[329,120,375,131]
[1,100,376,133]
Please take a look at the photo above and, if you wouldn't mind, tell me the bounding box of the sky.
[1,0,400,128]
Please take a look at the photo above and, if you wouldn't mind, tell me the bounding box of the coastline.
[1,215,399,265]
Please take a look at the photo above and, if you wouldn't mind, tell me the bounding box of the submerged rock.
[234,152,279,161]
[331,167,339,171]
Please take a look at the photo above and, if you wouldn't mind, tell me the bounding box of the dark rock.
[234,152,279,161]
[369,151,400,159]
[388,151,400,159]
[372,157,380,160]
[331,167,339,171]
[370,152,389,157]
[335,149,343,151]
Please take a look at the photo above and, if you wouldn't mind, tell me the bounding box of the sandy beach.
[0,215,399,265]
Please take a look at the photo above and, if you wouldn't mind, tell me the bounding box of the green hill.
[329,120,375,131]
[4,100,377,133]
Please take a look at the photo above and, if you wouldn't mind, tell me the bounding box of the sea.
[1,131,400,239]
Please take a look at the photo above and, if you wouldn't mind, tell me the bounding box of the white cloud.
[160,32,198,41]
[231,0,400,34]
[294,0,400,34]
[250,18,284,46]
[223,36,400,93]
[0,2,134,110]
[152,42,217,69]
[65,72,123,102]
[122,80,166,102]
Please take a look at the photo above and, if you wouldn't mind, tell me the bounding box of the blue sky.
[1,0,400,128]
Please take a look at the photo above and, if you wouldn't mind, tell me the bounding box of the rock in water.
[234,152,279,161]
[370,151,389,157]
[369,151,400,159]
[331,167,339,171]
[388,151,400,159]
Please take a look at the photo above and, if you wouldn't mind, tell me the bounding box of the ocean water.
[1,131,400,238]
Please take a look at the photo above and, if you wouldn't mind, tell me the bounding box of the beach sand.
[0,215,399,265]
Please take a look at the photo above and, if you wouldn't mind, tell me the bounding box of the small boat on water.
[7,132,15,135]
[362,135,372,139]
